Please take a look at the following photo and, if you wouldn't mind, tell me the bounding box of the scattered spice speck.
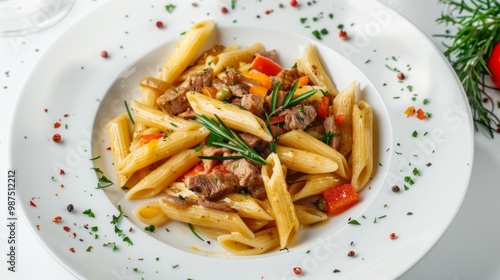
[52,133,62,143]
[100,50,109,58]
[156,21,164,29]
[339,30,348,40]
[390,232,397,240]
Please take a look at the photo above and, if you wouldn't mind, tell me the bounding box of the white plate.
[9,0,473,279]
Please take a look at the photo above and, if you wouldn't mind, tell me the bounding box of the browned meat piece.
[162,194,198,209]
[185,67,213,92]
[198,199,237,212]
[223,158,266,199]
[257,50,278,62]
[228,83,249,97]
[185,171,240,201]
[272,69,300,91]
[239,133,268,153]
[195,44,225,65]
[241,94,264,115]
[156,68,213,115]
[265,90,286,109]
[177,108,196,119]
[223,68,242,84]
[323,116,341,150]
[279,104,317,131]
[156,87,190,115]
[201,146,231,171]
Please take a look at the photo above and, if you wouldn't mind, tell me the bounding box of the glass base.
[0,0,75,37]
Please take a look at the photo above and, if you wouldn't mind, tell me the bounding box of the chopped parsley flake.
[83,209,95,218]
[165,4,176,13]
[348,219,361,225]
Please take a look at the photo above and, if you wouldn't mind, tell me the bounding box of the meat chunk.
[162,195,198,209]
[323,116,341,150]
[156,87,190,115]
[201,146,231,171]
[185,171,240,201]
[239,133,268,152]
[223,158,266,199]
[272,68,300,91]
[241,94,264,115]
[228,83,249,97]
[156,68,213,115]
[279,104,317,131]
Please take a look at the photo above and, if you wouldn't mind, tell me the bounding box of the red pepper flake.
[54,122,61,128]
[390,232,397,240]
[347,250,355,257]
[60,184,65,188]
[290,0,298,7]
[30,200,37,207]
[156,21,164,29]
[52,133,62,143]
[52,216,62,223]
[221,7,229,14]
[339,30,348,40]
[100,50,109,58]
[69,247,75,253]
[44,108,48,113]
[293,267,302,275]
[397,72,405,80]
[63,226,71,232]
[265,9,274,15]
[64,114,69,117]
[59,169,65,175]
[73,232,77,239]
[36,225,41,230]
[106,146,111,150]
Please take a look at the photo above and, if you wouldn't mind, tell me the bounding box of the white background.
[1,0,500,279]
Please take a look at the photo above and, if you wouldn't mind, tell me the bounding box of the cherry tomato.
[488,41,500,88]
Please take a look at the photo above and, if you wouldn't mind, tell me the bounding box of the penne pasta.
[159,196,254,238]
[291,173,345,201]
[296,43,338,96]
[276,145,338,174]
[333,81,356,157]
[278,130,351,179]
[351,101,373,192]
[186,91,272,141]
[261,153,299,249]
[106,114,132,187]
[222,194,274,221]
[217,227,280,256]
[134,201,170,226]
[126,149,201,200]
[294,204,328,226]
[209,42,265,76]
[131,100,199,132]
[118,128,209,175]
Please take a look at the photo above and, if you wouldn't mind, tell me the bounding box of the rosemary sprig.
[269,79,318,116]
[436,0,500,136]
[193,114,267,165]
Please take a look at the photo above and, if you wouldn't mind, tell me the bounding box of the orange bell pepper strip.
[296,75,309,87]
[201,86,218,98]
[323,183,359,216]
[139,133,164,145]
[334,113,345,124]
[242,70,272,89]
[251,55,283,76]
[249,85,268,97]
[317,96,330,118]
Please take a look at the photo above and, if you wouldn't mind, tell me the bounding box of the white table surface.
[1,0,499,279]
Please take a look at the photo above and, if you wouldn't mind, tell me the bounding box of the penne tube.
[222,194,274,221]
[261,153,299,249]
[296,43,338,96]
[279,130,351,179]
[333,81,356,157]
[351,101,373,192]
[276,145,338,174]
[126,149,201,200]
[217,227,280,256]
[186,91,272,141]
[292,85,329,102]
[134,201,170,226]
[292,173,345,201]
[209,42,265,76]
[118,128,209,175]
[294,204,328,226]
[106,114,132,187]
[159,196,254,238]
[192,225,230,239]
[131,100,199,132]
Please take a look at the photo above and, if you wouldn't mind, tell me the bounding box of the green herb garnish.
[188,223,204,241]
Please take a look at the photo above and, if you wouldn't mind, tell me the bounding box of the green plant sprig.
[435,0,500,136]
[193,114,267,165]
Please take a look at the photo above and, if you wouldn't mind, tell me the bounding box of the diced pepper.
[242,70,272,89]
[249,85,268,97]
[323,183,359,216]
[405,106,416,117]
[208,164,230,174]
[201,86,218,98]
[317,96,330,118]
[139,133,164,145]
[416,108,426,120]
[251,55,283,76]
[269,115,285,125]
[334,113,344,124]
[296,75,309,87]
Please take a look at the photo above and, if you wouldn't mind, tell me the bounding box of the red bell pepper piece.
[323,183,359,216]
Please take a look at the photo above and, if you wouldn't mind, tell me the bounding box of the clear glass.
[0,0,75,37]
